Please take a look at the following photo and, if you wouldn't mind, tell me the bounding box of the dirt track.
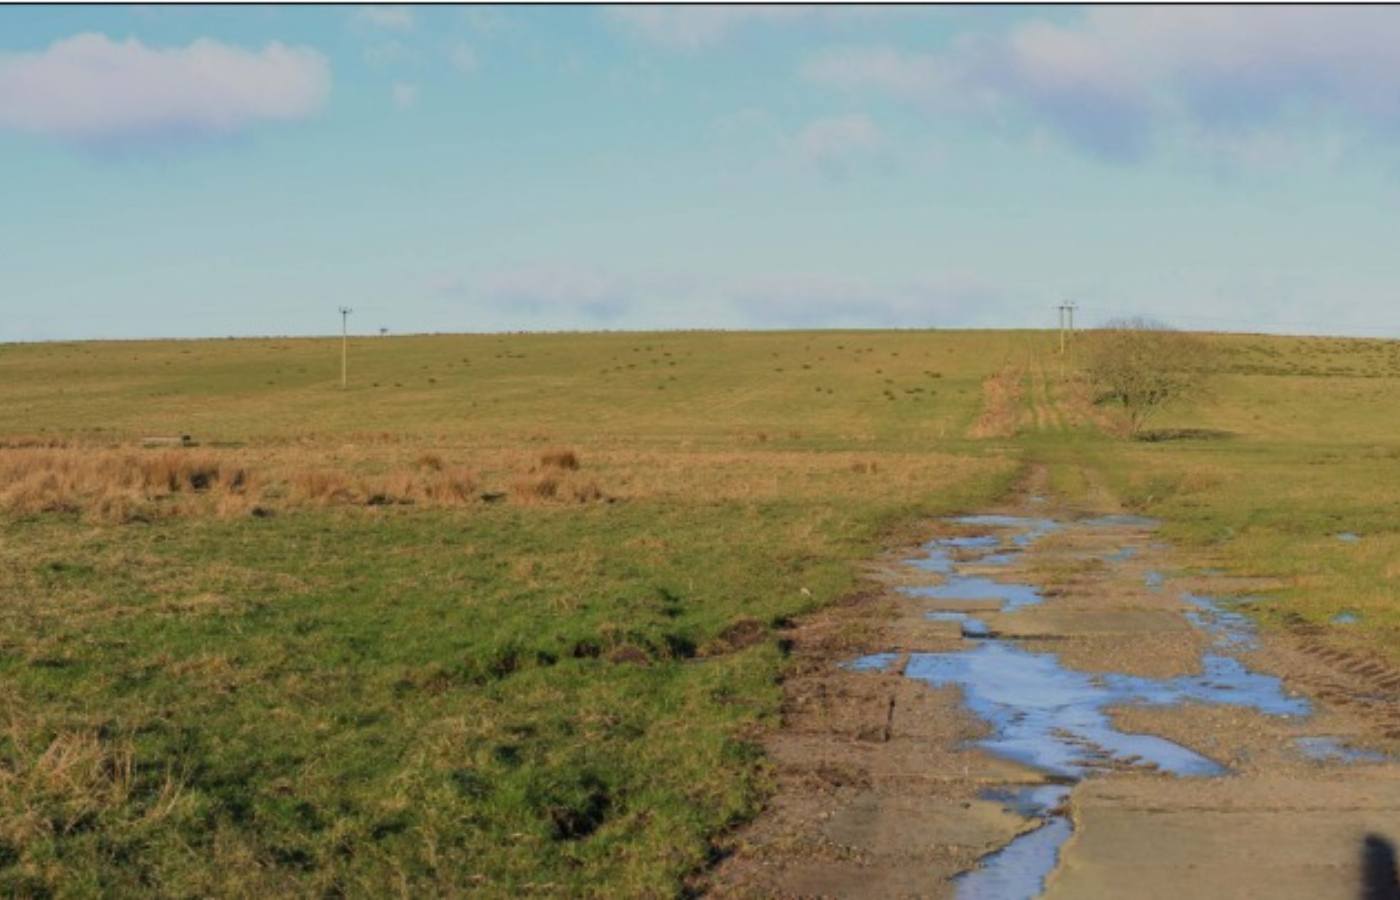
[705,468,1400,898]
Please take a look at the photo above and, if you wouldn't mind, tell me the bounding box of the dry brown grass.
[0,449,250,522]
[539,449,580,471]
[570,480,604,503]
[422,466,478,503]
[513,474,560,502]
[290,469,356,505]
[286,466,485,508]
[0,439,1007,523]
[0,435,72,450]
[967,366,1024,438]
[0,446,567,520]
[0,728,185,859]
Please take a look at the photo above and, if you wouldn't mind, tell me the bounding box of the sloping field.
[0,328,1396,895]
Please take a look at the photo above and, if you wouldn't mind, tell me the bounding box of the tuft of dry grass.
[0,728,185,859]
[540,449,580,471]
[1,440,1007,522]
[0,449,248,522]
[291,469,355,505]
[0,449,485,519]
[513,474,560,502]
[570,480,604,503]
[422,466,478,503]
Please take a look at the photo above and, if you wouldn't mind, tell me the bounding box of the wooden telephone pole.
[1057,301,1077,354]
[339,306,353,389]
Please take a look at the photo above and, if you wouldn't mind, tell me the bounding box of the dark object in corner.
[1362,833,1400,900]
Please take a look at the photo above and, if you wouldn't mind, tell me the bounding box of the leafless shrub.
[1082,318,1219,436]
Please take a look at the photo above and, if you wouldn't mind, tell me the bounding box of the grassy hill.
[1,328,1396,895]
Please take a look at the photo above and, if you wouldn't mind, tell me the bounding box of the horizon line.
[3,324,1395,347]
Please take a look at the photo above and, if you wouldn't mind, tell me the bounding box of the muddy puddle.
[847,512,1340,899]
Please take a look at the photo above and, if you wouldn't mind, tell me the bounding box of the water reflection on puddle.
[907,523,1040,579]
[852,511,1316,899]
[903,577,1042,612]
[844,652,899,673]
[977,551,1020,567]
[1182,592,1258,649]
[1295,736,1387,764]
[956,811,1071,899]
[874,643,1306,779]
[952,515,1061,548]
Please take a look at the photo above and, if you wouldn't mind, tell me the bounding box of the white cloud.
[715,108,916,180]
[802,46,950,96]
[354,6,414,31]
[477,264,633,322]
[796,114,885,172]
[391,81,419,109]
[724,272,1013,328]
[448,43,478,75]
[0,33,329,148]
[430,264,1017,330]
[803,7,1400,163]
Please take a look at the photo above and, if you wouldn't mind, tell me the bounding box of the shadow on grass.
[1134,428,1235,443]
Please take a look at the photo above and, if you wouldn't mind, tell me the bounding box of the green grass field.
[1,328,1396,895]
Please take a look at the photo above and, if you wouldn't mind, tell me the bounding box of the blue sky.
[4,4,1400,341]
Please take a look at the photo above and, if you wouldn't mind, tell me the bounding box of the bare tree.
[1081,318,1217,436]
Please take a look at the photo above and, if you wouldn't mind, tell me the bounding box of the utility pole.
[1057,301,1077,354]
[339,306,352,389]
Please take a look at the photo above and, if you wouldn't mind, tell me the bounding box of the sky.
[4,4,1400,341]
